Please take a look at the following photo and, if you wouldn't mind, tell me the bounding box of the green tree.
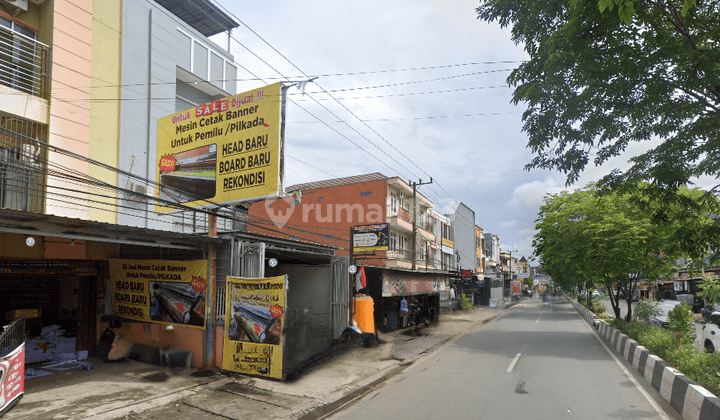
[697,275,720,307]
[667,301,695,347]
[634,299,660,323]
[533,184,687,320]
[476,0,719,210]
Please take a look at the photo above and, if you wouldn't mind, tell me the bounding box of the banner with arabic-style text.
[222,275,287,379]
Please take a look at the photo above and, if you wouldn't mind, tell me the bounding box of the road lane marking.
[507,353,521,372]
[535,317,540,323]
[580,317,671,420]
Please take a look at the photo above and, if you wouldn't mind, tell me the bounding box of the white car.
[591,289,600,298]
[649,300,684,328]
[700,311,720,353]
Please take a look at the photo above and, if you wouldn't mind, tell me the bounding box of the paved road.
[329,298,683,420]
[601,298,637,320]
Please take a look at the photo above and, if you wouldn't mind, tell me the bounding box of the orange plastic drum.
[353,296,375,334]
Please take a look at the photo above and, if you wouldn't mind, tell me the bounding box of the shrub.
[577,295,606,317]
[459,294,473,310]
[633,299,660,324]
[667,301,695,346]
[590,299,606,317]
[609,318,720,394]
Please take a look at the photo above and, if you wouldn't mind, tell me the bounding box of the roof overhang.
[363,264,451,276]
[219,230,338,262]
[0,208,218,251]
[153,0,239,37]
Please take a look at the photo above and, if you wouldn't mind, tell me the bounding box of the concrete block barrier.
[569,299,720,420]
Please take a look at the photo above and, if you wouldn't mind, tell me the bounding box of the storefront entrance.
[0,263,99,363]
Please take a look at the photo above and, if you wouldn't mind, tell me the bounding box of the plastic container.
[353,296,375,334]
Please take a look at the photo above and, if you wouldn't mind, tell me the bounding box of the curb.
[569,299,720,420]
[295,364,407,420]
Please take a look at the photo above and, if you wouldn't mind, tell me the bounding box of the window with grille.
[0,113,45,212]
[0,16,44,96]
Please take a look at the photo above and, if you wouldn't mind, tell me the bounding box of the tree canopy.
[533,184,709,319]
[476,0,719,192]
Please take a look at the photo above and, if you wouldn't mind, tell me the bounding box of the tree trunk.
[625,297,633,321]
[610,286,621,318]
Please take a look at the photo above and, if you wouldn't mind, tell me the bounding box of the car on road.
[701,304,720,323]
[649,300,686,328]
[700,311,720,353]
[591,289,600,298]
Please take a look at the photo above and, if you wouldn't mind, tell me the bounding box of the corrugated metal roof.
[286,172,388,192]
[0,208,218,250]
[154,0,239,37]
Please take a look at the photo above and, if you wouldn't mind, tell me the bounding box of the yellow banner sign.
[222,275,286,379]
[441,238,454,248]
[155,83,283,211]
[108,259,208,329]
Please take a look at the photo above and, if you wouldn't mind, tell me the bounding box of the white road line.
[507,353,521,372]
[535,318,540,323]
[579,317,671,420]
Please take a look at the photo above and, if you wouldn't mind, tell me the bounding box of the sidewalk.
[5,301,520,420]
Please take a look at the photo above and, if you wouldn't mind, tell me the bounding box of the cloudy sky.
[210,0,631,263]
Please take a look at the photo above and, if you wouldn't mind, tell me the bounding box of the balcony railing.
[0,24,49,97]
[418,219,435,233]
[387,248,412,261]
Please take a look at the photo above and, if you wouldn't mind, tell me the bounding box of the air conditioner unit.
[125,183,148,206]
[2,0,28,11]
[132,183,148,198]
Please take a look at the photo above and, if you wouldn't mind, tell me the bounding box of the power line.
[209,1,463,205]
[289,111,518,123]
[9,61,520,92]
[13,82,511,104]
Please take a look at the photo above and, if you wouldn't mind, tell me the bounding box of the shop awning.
[0,208,219,250]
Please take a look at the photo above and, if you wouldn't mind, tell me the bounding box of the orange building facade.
[248,173,440,271]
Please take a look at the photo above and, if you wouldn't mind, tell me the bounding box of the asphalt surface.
[329,297,683,420]
[600,298,637,320]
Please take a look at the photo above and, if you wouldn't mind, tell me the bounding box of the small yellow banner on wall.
[222,275,287,379]
[108,259,208,329]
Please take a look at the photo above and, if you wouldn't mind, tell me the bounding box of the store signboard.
[353,223,389,253]
[155,83,283,211]
[108,259,208,329]
[0,344,25,415]
[222,275,287,379]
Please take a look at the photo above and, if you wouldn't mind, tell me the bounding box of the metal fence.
[1,316,25,358]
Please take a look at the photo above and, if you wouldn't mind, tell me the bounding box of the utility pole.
[410,178,433,270]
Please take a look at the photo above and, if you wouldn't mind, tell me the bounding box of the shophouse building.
[482,232,503,304]
[0,0,348,381]
[247,173,450,330]
[476,224,485,274]
[443,202,476,276]
[0,0,241,368]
